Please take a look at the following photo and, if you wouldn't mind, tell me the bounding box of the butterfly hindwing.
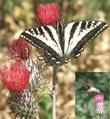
[64,20,108,59]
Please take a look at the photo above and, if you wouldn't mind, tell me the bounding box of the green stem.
[97,114,101,119]
[52,65,57,119]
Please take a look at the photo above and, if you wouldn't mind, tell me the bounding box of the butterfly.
[20,20,108,65]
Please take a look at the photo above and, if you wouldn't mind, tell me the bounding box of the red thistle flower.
[94,94,104,104]
[93,94,105,115]
[36,3,61,25]
[1,60,30,92]
[9,38,31,60]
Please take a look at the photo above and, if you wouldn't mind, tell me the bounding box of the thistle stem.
[97,114,101,119]
[52,65,57,119]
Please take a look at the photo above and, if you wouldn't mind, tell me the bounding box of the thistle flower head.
[36,3,61,25]
[9,38,31,60]
[1,60,30,92]
[8,89,39,119]
[93,94,105,115]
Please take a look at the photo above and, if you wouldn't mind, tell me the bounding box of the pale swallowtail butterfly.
[20,20,108,65]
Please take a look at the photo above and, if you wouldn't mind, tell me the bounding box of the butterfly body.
[20,20,108,65]
[43,51,67,65]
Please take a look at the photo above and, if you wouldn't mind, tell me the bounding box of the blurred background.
[75,72,110,119]
[0,0,110,119]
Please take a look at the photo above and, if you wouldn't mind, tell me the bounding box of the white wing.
[20,25,63,57]
[64,20,108,58]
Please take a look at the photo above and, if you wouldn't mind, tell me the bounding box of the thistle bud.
[7,89,39,119]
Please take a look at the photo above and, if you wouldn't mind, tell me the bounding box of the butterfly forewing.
[21,25,63,56]
[64,20,108,58]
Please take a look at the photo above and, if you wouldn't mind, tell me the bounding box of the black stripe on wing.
[20,28,62,65]
[57,22,64,54]
[43,26,57,43]
[80,21,86,29]
[71,21,108,59]
[69,22,79,43]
